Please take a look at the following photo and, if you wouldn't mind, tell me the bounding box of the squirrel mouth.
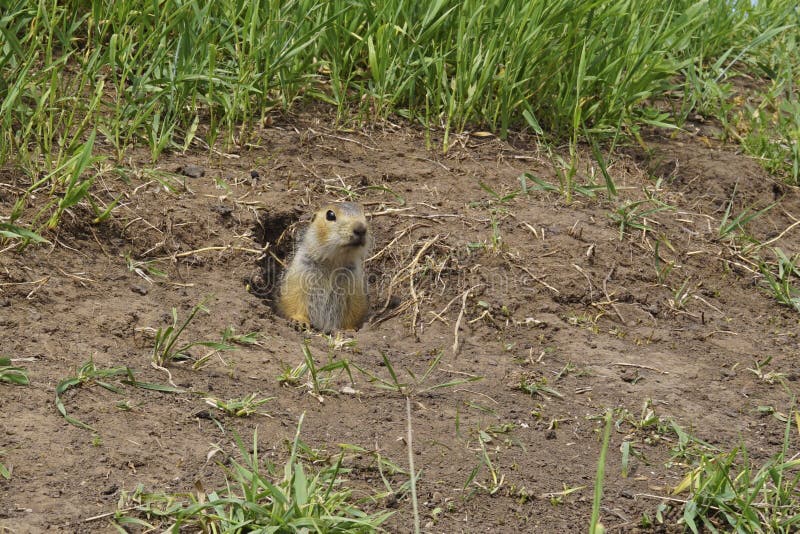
[347,235,366,247]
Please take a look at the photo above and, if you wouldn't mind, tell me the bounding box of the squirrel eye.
[325,210,336,222]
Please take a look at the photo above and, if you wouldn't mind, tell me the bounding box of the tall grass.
[1,1,798,237]
[4,0,796,157]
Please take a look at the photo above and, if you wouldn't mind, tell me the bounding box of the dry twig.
[611,362,669,374]
[453,284,482,355]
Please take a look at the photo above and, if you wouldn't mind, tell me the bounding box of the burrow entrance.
[250,207,302,307]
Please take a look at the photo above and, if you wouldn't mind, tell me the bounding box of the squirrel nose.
[352,223,367,239]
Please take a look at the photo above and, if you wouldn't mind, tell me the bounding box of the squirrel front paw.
[288,316,312,332]
[294,321,312,332]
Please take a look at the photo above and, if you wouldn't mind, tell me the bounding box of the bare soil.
[1,111,799,533]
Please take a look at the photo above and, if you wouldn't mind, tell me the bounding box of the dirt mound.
[1,117,798,532]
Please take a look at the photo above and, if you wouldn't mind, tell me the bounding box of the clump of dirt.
[1,113,799,532]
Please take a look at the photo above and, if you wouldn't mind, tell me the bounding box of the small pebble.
[178,164,205,178]
[211,204,233,217]
[620,369,639,383]
[130,284,148,296]
[250,170,260,179]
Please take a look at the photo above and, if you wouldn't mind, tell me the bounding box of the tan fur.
[278,202,370,332]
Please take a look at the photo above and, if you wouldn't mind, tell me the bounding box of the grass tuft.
[203,393,275,417]
[673,410,800,532]
[759,248,800,313]
[115,416,393,531]
[0,357,29,385]
[55,360,184,431]
[151,301,235,367]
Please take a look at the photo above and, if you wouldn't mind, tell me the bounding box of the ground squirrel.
[278,202,370,332]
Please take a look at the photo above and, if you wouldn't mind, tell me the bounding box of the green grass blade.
[590,409,613,534]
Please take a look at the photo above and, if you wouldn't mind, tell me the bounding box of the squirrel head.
[304,202,370,266]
